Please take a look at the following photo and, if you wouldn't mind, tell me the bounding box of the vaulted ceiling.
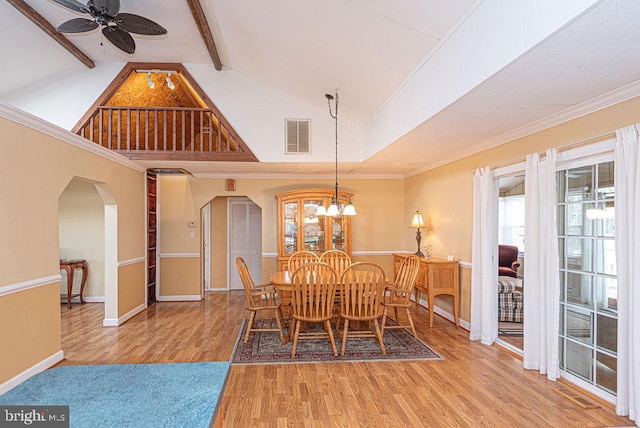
[1,0,639,176]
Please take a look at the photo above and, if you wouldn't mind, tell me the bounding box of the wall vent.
[285,119,311,154]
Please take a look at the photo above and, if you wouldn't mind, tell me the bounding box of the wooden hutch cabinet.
[276,188,353,271]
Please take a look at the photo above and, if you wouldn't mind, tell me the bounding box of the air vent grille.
[285,119,310,154]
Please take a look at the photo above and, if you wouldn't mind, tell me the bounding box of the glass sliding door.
[557,161,617,396]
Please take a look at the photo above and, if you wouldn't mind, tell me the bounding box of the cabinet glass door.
[303,199,324,254]
[330,214,346,251]
[283,201,298,255]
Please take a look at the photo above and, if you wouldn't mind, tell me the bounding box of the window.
[557,161,617,396]
[499,194,525,251]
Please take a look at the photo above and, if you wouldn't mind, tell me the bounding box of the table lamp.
[409,211,426,257]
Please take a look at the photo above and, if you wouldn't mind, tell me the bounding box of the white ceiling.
[1,0,640,176]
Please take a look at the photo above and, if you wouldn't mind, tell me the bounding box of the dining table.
[269,270,294,292]
[269,269,390,337]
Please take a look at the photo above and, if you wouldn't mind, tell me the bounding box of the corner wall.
[405,95,640,324]
[0,107,146,388]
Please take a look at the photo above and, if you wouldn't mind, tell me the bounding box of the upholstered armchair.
[498,245,520,278]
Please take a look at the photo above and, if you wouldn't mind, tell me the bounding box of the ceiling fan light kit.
[53,0,167,54]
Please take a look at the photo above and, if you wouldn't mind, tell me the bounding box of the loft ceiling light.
[318,91,356,217]
[166,72,175,90]
[146,72,154,89]
[137,69,178,90]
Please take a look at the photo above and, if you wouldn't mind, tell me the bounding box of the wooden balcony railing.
[76,106,257,161]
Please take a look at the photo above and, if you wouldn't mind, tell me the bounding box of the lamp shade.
[327,203,340,217]
[316,204,327,216]
[342,202,356,216]
[409,211,426,229]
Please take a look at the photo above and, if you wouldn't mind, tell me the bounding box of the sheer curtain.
[523,149,559,380]
[470,167,498,345]
[614,125,640,423]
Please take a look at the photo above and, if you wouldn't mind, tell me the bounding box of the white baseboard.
[65,296,105,303]
[0,350,64,395]
[102,318,118,327]
[102,302,146,327]
[156,295,202,301]
[413,295,469,329]
[205,288,229,292]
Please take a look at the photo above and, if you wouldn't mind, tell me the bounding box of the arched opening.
[58,177,118,327]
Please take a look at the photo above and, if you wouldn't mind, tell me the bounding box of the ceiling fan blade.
[50,0,91,14]
[102,26,135,54]
[90,0,120,17]
[57,18,99,33]
[117,13,167,35]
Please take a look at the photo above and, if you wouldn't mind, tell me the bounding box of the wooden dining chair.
[287,250,320,273]
[381,255,421,338]
[338,262,387,355]
[289,262,339,357]
[236,257,286,344]
[319,250,351,277]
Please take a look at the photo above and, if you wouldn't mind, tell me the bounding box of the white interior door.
[228,198,262,290]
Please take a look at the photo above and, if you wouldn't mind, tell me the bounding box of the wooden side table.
[60,259,88,309]
[393,253,459,327]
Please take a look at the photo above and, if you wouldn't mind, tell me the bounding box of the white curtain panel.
[523,149,559,380]
[470,167,498,345]
[614,125,640,423]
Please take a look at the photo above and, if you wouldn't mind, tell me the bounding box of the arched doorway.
[58,177,118,325]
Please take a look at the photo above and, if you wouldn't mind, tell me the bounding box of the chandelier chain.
[327,92,339,202]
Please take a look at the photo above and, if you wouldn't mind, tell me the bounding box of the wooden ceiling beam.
[186,0,223,71]
[7,0,95,69]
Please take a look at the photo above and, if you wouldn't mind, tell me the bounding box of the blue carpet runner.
[0,362,230,428]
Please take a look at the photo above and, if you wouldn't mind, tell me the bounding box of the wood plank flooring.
[59,293,632,427]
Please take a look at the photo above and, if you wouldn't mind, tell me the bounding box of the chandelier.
[316,91,356,217]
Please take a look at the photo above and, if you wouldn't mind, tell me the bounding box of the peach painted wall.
[118,262,146,317]
[0,284,61,386]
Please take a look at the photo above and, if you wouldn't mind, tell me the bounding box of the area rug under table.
[0,362,230,428]
[231,318,443,364]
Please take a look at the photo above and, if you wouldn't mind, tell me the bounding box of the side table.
[60,259,88,309]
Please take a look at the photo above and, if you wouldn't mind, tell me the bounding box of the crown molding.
[405,78,640,177]
[192,172,405,179]
[0,103,145,172]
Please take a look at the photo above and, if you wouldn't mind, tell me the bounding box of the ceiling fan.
[52,0,167,54]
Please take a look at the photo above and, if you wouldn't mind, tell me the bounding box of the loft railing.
[76,106,254,161]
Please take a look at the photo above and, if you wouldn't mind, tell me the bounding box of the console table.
[392,253,459,327]
[60,259,88,309]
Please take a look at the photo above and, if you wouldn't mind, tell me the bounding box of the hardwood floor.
[59,293,632,427]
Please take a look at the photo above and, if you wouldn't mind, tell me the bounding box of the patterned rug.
[231,318,443,364]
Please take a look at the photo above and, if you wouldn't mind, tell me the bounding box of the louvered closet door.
[228,198,262,290]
